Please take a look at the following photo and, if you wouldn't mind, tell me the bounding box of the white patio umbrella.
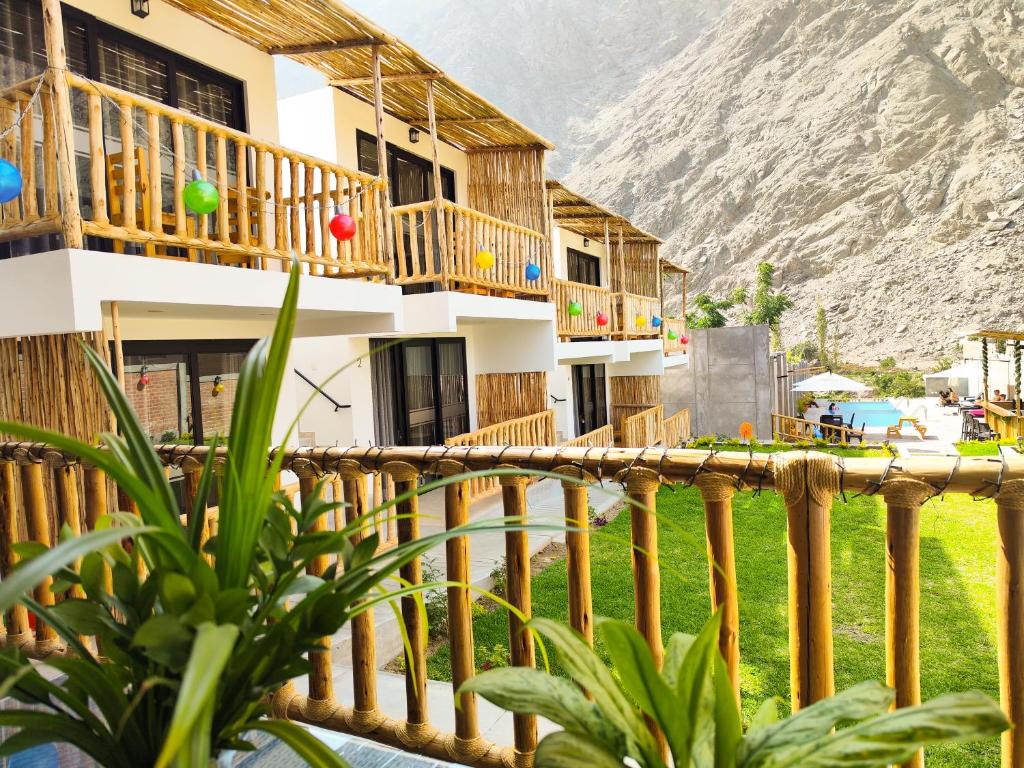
[792,371,869,393]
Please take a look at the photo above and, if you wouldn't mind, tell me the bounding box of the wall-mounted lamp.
[408,127,420,144]
[212,375,225,397]
[583,237,590,247]
[137,365,150,390]
[130,0,150,18]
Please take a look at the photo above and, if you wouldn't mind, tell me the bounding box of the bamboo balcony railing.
[553,279,612,339]
[662,317,688,355]
[614,292,661,339]
[392,200,549,298]
[0,74,62,242]
[662,407,691,448]
[560,423,614,449]
[443,409,555,500]
[3,442,1024,767]
[772,413,866,444]
[0,71,389,278]
[621,403,664,448]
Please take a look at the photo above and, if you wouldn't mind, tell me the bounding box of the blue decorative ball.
[524,262,541,281]
[651,315,663,328]
[0,159,23,204]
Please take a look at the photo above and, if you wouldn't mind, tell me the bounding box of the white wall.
[551,364,575,442]
[291,336,375,446]
[71,0,280,144]
[279,87,470,205]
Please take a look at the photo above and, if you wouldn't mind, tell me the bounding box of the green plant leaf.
[662,631,695,691]
[739,681,893,766]
[159,572,198,615]
[713,655,741,768]
[530,617,661,767]
[597,618,684,759]
[0,525,159,617]
[458,667,624,757]
[673,611,722,766]
[0,710,123,767]
[48,598,113,635]
[154,622,239,768]
[534,731,625,768]
[239,719,349,767]
[756,691,1008,767]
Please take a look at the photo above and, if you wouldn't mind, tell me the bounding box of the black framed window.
[567,248,601,287]
[119,339,254,447]
[356,130,455,205]
[369,337,469,446]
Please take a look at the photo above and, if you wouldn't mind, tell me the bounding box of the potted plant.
[460,612,1008,767]
[0,263,535,766]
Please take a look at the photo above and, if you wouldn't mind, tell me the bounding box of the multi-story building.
[0,0,689,508]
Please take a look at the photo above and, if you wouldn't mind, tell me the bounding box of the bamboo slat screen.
[467,149,547,234]
[475,372,548,428]
[0,333,108,442]
[611,375,661,440]
[6,442,1024,768]
[611,242,661,298]
[0,74,62,244]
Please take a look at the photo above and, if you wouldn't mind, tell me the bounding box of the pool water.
[831,401,903,428]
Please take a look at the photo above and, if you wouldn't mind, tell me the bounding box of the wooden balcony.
[662,317,688,355]
[0,72,389,278]
[392,200,549,298]
[553,279,612,338]
[614,292,661,339]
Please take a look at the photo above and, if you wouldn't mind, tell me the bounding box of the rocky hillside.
[566,0,1024,365]
[343,0,727,173]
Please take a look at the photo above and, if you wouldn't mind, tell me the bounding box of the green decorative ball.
[568,301,583,317]
[183,179,219,215]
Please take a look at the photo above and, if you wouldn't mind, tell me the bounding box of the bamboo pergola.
[162,0,552,152]
[971,329,1024,426]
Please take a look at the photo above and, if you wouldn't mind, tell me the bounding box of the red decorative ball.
[679,335,689,345]
[329,213,357,241]
[595,311,609,327]
[138,374,151,388]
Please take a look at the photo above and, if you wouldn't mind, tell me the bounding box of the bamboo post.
[41,0,82,248]
[336,460,381,729]
[557,465,594,645]
[425,80,449,286]
[694,472,741,704]
[382,461,431,732]
[437,459,480,749]
[21,462,57,650]
[371,45,394,271]
[880,479,933,768]
[995,479,1024,768]
[53,462,84,597]
[775,451,837,710]
[499,472,537,759]
[0,460,30,640]
[622,467,662,663]
[110,301,126,392]
[296,464,333,704]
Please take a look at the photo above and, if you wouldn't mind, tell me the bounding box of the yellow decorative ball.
[475,249,495,270]
[635,315,646,327]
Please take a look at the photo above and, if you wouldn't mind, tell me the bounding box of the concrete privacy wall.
[662,325,772,440]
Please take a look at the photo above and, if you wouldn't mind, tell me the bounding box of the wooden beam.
[371,45,395,269]
[405,116,508,127]
[553,213,611,221]
[42,0,82,248]
[331,72,443,87]
[425,79,449,281]
[267,37,380,56]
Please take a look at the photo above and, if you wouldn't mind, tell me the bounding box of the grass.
[426,446,1002,767]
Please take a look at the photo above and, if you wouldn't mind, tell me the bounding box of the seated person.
[992,389,1004,402]
[938,389,952,406]
[949,388,959,403]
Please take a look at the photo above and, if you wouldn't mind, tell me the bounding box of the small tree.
[816,301,829,367]
[743,262,793,351]
[686,287,747,329]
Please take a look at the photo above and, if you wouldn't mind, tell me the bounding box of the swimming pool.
[831,401,903,428]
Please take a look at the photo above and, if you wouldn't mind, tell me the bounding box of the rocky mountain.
[566,0,1024,365]
[342,0,728,173]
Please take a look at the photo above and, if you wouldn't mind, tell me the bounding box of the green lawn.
[426,447,1002,767]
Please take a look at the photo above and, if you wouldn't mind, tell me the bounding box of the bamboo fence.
[662,407,691,448]
[614,292,661,339]
[621,404,664,448]
[662,317,688,355]
[984,401,1024,441]
[475,373,548,428]
[3,442,1024,767]
[560,423,614,449]
[772,413,865,445]
[610,375,661,441]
